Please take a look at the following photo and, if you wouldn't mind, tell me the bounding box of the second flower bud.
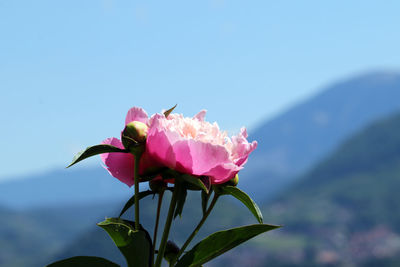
[122,121,148,155]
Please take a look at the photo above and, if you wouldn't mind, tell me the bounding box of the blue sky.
[1,0,400,180]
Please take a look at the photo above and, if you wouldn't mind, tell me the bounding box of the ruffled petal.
[233,141,257,167]
[193,110,207,121]
[100,138,135,187]
[231,127,258,166]
[240,127,248,138]
[125,107,149,125]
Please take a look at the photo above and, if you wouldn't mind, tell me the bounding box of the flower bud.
[123,121,148,143]
[121,121,148,155]
[149,179,167,194]
[164,240,180,263]
[224,174,239,186]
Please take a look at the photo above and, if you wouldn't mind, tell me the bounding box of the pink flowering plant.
[47,106,279,267]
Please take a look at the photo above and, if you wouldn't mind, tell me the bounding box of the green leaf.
[119,190,153,217]
[174,184,187,219]
[219,186,263,223]
[97,218,152,267]
[164,104,177,118]
[179,174,209,193]
[67,144,128,168]
[46,256,119,267]
[175,224,280,267]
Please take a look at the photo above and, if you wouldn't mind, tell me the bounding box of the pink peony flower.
[100,107,155,187]
[147,110,257,184]
[100,107,257,186]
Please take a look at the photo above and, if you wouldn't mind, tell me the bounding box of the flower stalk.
[134,154,141,230]
[170,193,219,265]
[152,190,164,264]
[154,182,180,267]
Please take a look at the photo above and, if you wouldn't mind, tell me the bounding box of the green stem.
[171,193,219,266]
[134,155,141,230]
[152,191,164,265]
[154,183,180,267]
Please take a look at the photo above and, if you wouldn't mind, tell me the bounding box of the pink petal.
[173,139,231,177]
[234,140,258,167]
[125,107,149,125]
[193,110,207,121]
[231,127,257,167]
[240,127,248,138]
[205,163,242,184]
[146,127,179,169]
[170,140,193,174]
[100,138,135,187]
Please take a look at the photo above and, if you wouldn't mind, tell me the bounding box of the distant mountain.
[242,71,400,202]
[0,167,131,209]
[249,111,400,266]
[46,193,249,267]
[0,188,254,266]
[0,201,121,267]
[0,206,50,267]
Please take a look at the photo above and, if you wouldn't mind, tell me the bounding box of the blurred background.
[2,1,400,266]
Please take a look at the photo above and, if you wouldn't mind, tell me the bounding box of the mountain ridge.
[0,167,131,209]
[241,71,400,202]
[255,110,400,266]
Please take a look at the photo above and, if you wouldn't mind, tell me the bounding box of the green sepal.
[97,218,153,267]
[199,176,211,192]
[217,186,263,224]
[67,144,128,168]
[161,169,210,193]
[119,190,154,217]
[201,190,211,216]
[174,183,187,219]
[178,174,209,193]
[140,167,168,182]
[175,224,280,267]
[164,104,177,118]
[46,256,119,267]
